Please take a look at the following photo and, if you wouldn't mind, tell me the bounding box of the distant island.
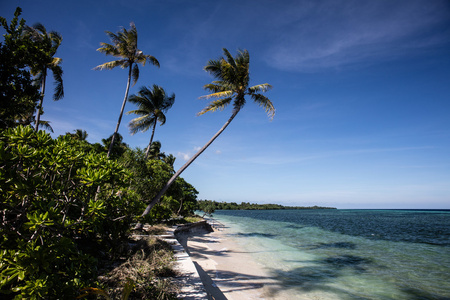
[197,200,336,211]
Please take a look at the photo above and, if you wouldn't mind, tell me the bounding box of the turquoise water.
[212,209,450,299]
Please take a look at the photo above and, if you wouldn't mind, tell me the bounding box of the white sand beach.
[177,226,283,300]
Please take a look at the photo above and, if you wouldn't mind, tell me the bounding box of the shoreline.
[176,224,282,300]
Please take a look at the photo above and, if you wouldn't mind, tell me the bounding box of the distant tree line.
[197,200,336,213]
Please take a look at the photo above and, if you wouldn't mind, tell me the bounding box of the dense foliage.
[0,126,198,298]
[0,8,40,129]
[0,126,142,298]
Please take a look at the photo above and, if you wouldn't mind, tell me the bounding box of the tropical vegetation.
[0,8,40,129]
[127,85,175,159]
[24,23,64,132]
[94,22,160,158]
[1,7,277,299]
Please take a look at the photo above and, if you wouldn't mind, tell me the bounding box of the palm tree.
[137,48,275,225]
[147,141,166,160]
[66,129,88,141]
[94,22,159,158]
[101,133,128,159]
[163,154,176,169]
[127,85,175,159]
[25,23,64,132]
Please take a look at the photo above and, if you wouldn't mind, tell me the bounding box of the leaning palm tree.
[94,22,159,158]
[126,85,175,159]
[137,48,275,225]
[25,23,64,132]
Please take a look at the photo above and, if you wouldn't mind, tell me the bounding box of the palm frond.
[128,116,155,134]
[96,43,120,56]
[204,59,224,80]
[51,57,63,67]
[199,90,232,100]
[163,93,175,111]
[202,83,225,94]
[127,95,150,108]
[248,83,272,94]
[140,54,160,68]
[126,109,149,116]
[39,120,53,133]
[93,60,126,71]
[222,48,237,70]
[51,64,64,100]
[197,97,232,116]
[49,30,62,50]
[155,110,167,125]
[235,49,249,66]
[251,94,276,120]
[31,22,46,39]
[131,64,139,86]
[105,30,121,46]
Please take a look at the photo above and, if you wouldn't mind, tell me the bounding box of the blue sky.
[2,0,450,209]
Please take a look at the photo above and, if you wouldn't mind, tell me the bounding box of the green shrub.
[0,126,141,298]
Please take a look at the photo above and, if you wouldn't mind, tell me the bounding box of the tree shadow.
[401,287,450,300]
[309,241,357,250]
[233,232,276,238]
[284,224,305,230]
[321,254,373,272]
[192,261,228,300]
[266,254,376,298]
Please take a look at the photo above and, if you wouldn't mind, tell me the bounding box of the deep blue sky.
[2,0,450,209]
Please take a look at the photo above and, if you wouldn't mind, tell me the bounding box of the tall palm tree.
[25,23,64,132]
[94,22,159,158]
[127,85,175,159]
[137,48,275,225]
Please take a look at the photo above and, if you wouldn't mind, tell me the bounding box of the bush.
[0,126,141,298]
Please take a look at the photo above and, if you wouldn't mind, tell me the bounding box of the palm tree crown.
[137,48,275,226]
[127,85,175,159]
[199,48,275,120]
[25,23,64,131]
[94,22,159,85]
[94,22,160,158]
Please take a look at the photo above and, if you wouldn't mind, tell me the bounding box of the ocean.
[210,209,450,299]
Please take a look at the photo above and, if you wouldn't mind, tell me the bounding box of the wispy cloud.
[264,0,450,72]
[240,146,434,166]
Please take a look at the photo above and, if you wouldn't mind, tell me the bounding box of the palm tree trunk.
[144,121,157,160]
[34,72,46,132]
[135,108,240,229]
[107,65,132,158]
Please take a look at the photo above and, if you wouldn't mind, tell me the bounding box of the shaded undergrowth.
[96,236,179,300]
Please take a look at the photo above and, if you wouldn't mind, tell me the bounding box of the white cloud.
[177,152,191,161]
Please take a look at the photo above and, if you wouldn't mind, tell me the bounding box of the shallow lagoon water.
[212,209,450,299]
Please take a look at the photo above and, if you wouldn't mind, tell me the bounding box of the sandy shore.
[176,225,284,300]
